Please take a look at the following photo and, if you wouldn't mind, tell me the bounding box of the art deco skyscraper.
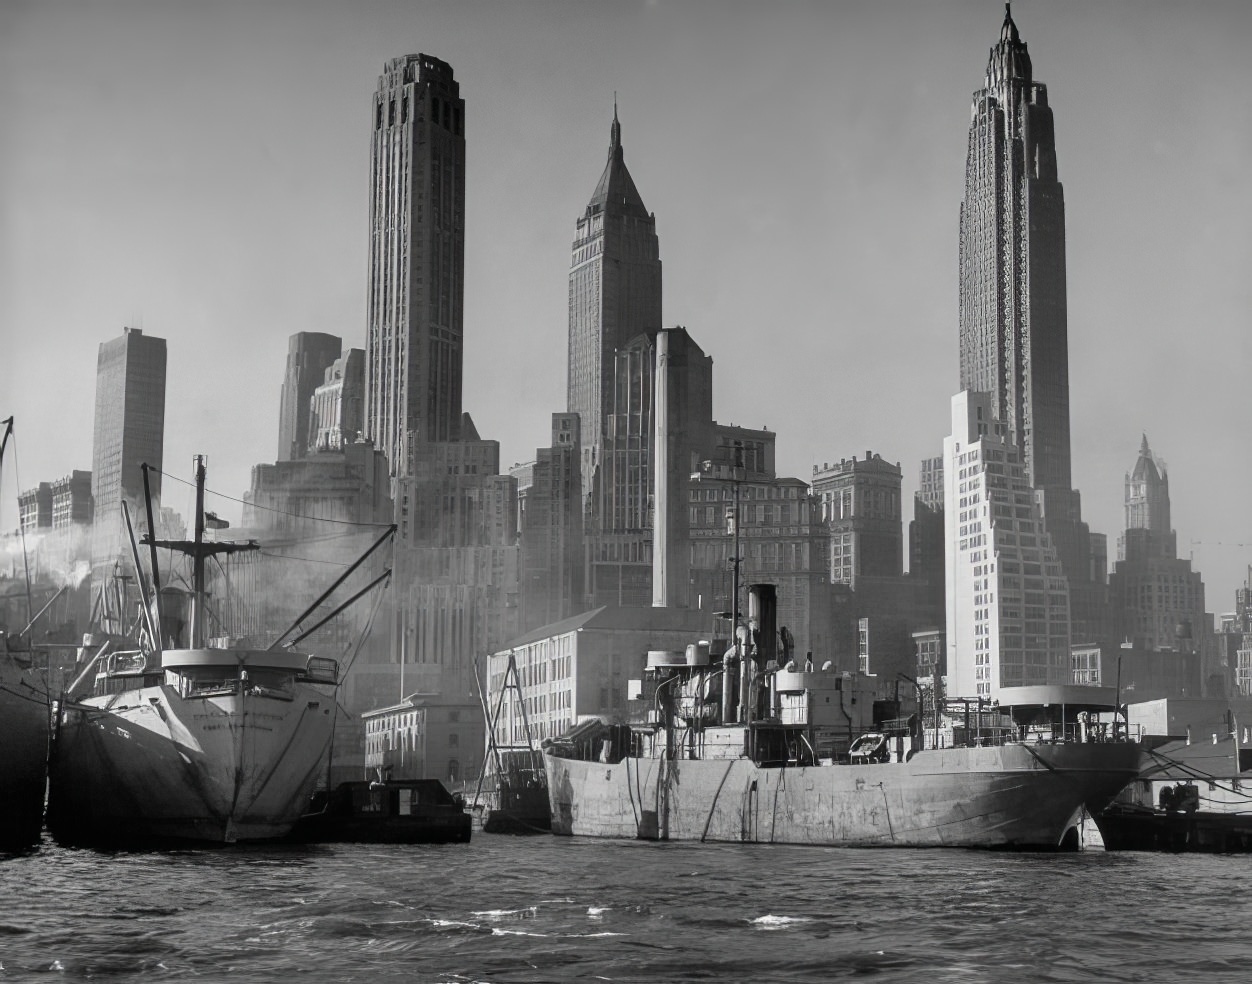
[567,107,662,513]
[959,6,1070,495]
[958,7,1107,645]
[366,54,465,477]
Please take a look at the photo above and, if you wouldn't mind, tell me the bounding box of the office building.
[811,452,903,587]
[944,391,1070,699]
[515,413,583,632]
[1108,437,1208,654]
[568,107,662,516]
[277,332,341,461]
[958,7,1106,643]
[309,349,365,453]
[366,54,465,475]
[91,327,166,568]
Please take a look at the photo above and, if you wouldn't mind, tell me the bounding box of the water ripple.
[4,836,1252,980]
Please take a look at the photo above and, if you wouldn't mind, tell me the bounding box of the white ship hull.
[48,669,334,846]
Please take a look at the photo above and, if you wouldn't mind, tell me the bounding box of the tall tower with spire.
[957,6,1108,645]
[567,106,662,525]
[1121,435,1174,560]
[959,4,1069,493]
[1109,436,1206,655]
[365,54,465,477]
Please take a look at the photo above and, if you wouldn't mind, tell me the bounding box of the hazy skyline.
[3,0,1249,606]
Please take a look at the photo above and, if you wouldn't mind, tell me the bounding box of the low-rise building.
[362,694,483,785]
[486,605,712,744]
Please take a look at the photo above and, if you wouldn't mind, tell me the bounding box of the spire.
[588,101,648,218]
[986,1,1032,88]
[1131,434,1163,483]
[608,96,621,162]
[1001,3,1019,44]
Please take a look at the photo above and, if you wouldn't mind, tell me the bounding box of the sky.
[2,0,1250,607]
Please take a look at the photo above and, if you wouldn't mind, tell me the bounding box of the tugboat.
[290,774,472,844]
[46,456,394,847]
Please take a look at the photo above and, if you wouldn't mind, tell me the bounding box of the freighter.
[46,456,391,846]
[544,589,1141,850]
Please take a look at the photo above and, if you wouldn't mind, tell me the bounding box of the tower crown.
[587,105,649,219]
[985,3,1032,89]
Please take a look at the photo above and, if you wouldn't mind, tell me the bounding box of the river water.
[2,833,1249,982]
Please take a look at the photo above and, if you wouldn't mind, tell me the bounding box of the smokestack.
[652,329,671,607]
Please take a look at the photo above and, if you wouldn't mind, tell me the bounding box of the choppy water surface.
[2,834,1250,982]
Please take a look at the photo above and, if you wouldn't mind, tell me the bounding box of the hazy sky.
[3,0,1249,606]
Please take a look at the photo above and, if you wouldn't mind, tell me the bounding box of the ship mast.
[143,455,259,650]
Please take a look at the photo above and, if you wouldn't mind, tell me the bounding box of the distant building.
[917,456,944,510]
[244,441,392,534]
[912,627,945,685]
[958,7,1106,647]
[1222,569,1252,697]
[486,605,711,743]
[944,391,1070,700]
[1108,437,1208,655]
[585,327,713,609]
[389,433,521,700]
[568,107,663,524]
[516,413,583,632]
[908,481,945,615]
[277,332,341,461]
[362,695,482,784]
[366,54,465,475]
[91,327,166,569]
[50,471,93,528]
[309,348,365,453]
[811,451,903,587]
[1071,642,1202,701]
[18,483,52,532]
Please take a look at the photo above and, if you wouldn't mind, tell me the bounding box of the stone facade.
[811,452,903,587]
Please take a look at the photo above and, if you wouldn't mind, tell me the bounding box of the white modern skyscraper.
[944,391,1070,699]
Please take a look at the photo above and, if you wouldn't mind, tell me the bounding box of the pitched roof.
[586,107,650,219]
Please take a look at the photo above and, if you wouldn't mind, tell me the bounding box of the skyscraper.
[91,326,167,566]
[277,332,341,461]
[958,6,1106,644]
[366,54,465,476]
[567,107,662,515]
[944,391,1070,699]
[811,452,903,587]
[1108,437,1207,653]
[959,5,1069,493]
